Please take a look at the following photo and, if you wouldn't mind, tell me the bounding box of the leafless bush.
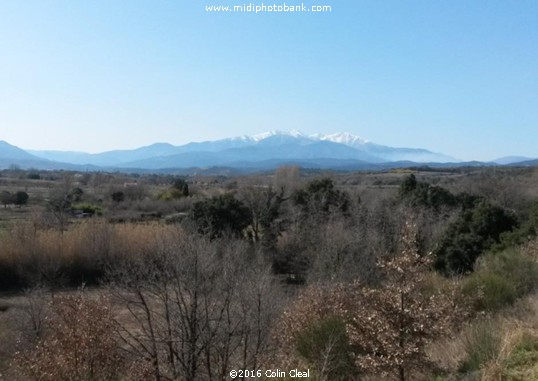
[18,286,50,342]
[13,292,124,381]
[275,223,463,381]
[108,230,283,381]
[308,218,378,284]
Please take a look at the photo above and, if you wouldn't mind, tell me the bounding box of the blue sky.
[0,1,537,161]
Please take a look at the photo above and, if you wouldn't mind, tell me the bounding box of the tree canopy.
[190,193,251,238]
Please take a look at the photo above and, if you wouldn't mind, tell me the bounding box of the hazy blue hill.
[493,156,536,165]
[25,131,460,168]
[361,143,459,163]
[119,139,384,169]
[90,143,178,165]
[30,143,179,166]
[506,158,538,167]
[0,140,56,169]
[0,140,41,161]
[223,158,375,170]
[174,138,255,153]
[3,132,527,172]
[28,150,94,165]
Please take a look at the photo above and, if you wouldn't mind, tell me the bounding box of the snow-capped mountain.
[315,132,370,146]
[252,129,307,141]
[10,130,461,170]
[223,130,456,163]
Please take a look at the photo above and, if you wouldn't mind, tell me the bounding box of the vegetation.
[1,166,538,380]
[434,199,518,275]
[13,293,124,381]
[190,193,251,238]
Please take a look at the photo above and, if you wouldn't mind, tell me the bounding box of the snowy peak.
[17,130,459,170]
[224,135,256,143]
[234,130,457,163]
[316,132,369,146]
[252,129,306,141]
[248,130,367,145]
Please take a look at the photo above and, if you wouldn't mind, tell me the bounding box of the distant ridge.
[0,140,55,169]
[506,158,538,167]
[26,130,459,168]
[2,130,532,172]
[492,156,536,165]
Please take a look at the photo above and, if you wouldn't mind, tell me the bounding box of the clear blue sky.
[0,1,537,161]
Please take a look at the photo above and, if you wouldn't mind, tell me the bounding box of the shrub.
[0,260,21,290]
[13,293,124,381]
[481,249,538,297]
[159,188,187,201]
[461,249,538,312]
[399,173,417,196]
[111,191,125,203]
[27,172,41,180]
[497,199,538,250]
[503,333,538,380]
[158,179,190,201]
[72,203,102,216]
[172,178,189,196]
[460,319,502,373]
[295,316,357,380]
[434,200,518,275]
[462,271,518,312]
[0,191,15,207]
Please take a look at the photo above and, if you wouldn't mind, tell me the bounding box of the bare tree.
[274,165,301,194]
[109,230,282,381]
[276,222,463,381]
[13,292,123,381]
[19,286,50,342]
[47,174,75,232]
[239,185,285,247]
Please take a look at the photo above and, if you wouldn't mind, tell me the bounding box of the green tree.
[172,178,189,197]
[399,174,417,196]
[15,191,29,206]
[111,191,125,203]
[71,187,84,202]
[1,191,15,207]
[292,178,350,215]
[399,174,457,210]
[434,200,518,275]
[190,193,251,238]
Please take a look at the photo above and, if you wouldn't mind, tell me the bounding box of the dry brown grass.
[428,293,538,381]
[0,219,187,289]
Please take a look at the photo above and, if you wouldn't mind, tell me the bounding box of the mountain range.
[0,130,535,172]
